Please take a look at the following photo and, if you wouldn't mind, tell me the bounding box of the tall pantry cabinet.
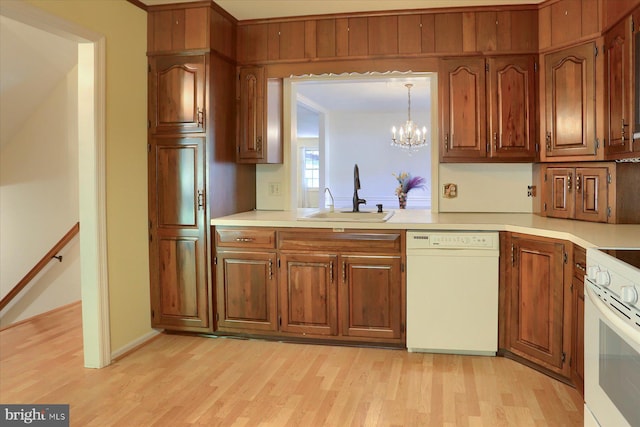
[147,3,255,332]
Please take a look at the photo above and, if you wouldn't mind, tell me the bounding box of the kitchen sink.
[298,210,394,222]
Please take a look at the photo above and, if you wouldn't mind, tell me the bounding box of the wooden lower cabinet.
[341,255,403,340]
[215,250,278,332]
[214,227,405,346]
[502,233,572,379]
[279,253,338,336]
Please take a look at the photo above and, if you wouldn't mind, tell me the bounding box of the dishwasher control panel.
[407,231,499,250]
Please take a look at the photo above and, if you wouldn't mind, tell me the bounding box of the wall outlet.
[268,182,281,196]
[442,183,458,199]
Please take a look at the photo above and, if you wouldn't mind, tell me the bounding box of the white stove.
[584,248,640,427]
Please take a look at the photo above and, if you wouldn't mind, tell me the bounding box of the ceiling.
[0,15,77,147]
[142,0,544,21]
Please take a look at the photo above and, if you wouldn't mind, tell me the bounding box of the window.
[303,148,319,189]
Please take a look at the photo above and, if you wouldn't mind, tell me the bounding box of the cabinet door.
[149,54,206,134]
[510,236,566,373]
[488,56,537,160]
[238,66,266,162]
[546,167,575,219]
[605,16,633,157]
[440,57,487,161]
[148,137,209,331]
[340,256,403,340]
[575,167,608,222]
[215,251,277,332]
[544,43,596,157]
[279,253,338,336]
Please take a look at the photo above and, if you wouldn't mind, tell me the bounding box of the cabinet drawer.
[215,228,276,249]
[573,245,586,280]
[278,230,402,253]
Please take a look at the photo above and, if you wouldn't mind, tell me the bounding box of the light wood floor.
[0,303,583,426]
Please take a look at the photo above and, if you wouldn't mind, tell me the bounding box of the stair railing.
[0,222,80,311]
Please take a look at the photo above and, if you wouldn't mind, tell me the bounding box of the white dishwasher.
[406,231,499,356]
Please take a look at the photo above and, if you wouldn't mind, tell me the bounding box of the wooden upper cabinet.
[543,165,609,223]
[238,67,265,161]
[574,166,608,222]
[547,166,575,219]
[544,42,597,158]
[147,6,209,53]
[336,17,368,57]
[435,13,464,53]
[238,24,268,63]
[487,56,537,160]
[539,0,600,49]
[398,15,422,54]
[368,16,398,56]
[441,55,536,162]
[440,57,487,160]
[238,67,282,164]
[149,54,206,134]
[605,15,634,158]
[316,19,337,57]
[267,21,306,61]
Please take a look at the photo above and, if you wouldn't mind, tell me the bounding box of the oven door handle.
[585,281,640,348]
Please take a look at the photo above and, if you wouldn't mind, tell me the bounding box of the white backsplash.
[438,163,533,213]
[257,162,534,213]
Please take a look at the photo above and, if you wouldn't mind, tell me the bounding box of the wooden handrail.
[0,222,80,311]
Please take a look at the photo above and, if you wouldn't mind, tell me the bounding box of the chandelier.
[391,83,428,150]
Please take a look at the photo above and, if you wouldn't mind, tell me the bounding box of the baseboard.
[0,300,81,332]
[111,329,162,361]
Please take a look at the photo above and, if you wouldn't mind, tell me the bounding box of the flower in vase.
[393,172,426,196]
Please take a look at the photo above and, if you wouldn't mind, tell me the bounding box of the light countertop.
[211,209,640,249]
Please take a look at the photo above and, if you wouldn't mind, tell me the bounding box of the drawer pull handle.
[235,237,255,242]
[575,262,586,271]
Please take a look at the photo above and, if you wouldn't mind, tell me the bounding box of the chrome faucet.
[352,164,366,212]
[324,187,334,211]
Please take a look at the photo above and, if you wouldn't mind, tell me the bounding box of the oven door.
[584,280,640,427]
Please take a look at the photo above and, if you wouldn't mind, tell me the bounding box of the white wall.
[0,65,80,327]
[326,110,431,210]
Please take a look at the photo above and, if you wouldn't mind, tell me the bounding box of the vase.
[398,192,407,209]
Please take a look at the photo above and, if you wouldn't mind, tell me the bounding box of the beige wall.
[27,0,150,353]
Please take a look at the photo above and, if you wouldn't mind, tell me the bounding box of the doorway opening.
[0,1,110,368]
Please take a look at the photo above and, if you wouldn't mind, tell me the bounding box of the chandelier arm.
[407,84,411,122]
